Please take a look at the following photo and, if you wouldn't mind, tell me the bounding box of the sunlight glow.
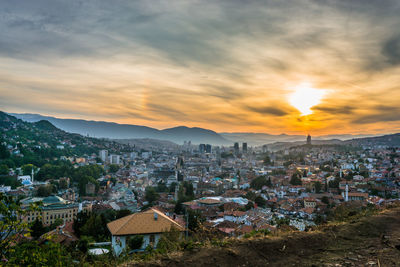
[289,82,326,116]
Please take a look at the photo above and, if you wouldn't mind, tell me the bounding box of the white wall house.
[107,208,185,256]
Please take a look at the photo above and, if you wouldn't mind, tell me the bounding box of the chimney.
[154,212,158,221]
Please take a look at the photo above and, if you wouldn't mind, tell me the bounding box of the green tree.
[22,164,35,175]
[0,142,10,159]
[0,164,9,175]
[314,181,322,193]
[116,209,132,219]
[128,235,144,250]
[109,164,120,174]
[290,172,302,185]
[30,219,46,239]
[36,184,55,197]
[255,196,266,207]
[59,178,68,189]
[250,176,271,190]
[145,186,159,204]
[0,193,39,259]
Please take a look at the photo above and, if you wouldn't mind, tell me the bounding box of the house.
[107,208,185,256]
[303,197,317,208]
[223,210,247,224]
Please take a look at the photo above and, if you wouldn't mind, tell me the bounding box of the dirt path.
[130,208,400,267]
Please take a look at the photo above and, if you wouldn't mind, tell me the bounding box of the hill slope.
[131,207,400,267]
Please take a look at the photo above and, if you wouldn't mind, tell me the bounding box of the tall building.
[99,150,108,162]
[306,134,312,145]
[109,154,121,165]
[242,142,248,153]
[234,142,239,154]
[205,144,212,153]
[199,144,206,153]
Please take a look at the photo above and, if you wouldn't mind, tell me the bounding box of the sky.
[1,0,400,135]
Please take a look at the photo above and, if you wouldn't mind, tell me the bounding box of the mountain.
[344,133,400,147]
[220,132,378,146]
[10,113,230,145]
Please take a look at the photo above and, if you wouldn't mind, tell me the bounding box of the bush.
[128,235,144,250]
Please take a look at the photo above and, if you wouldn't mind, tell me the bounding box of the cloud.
[244,105,291,117]
[0,0,400,134]
[381,34,400,65]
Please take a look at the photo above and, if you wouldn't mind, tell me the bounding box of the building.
[205,144,212,153]
[234,142,239,154]
[199,144,206,153]
[307,134,312,145]
[85,182,96,195]
[109,154,121,165]
[242,143,248,154]
[99,150,108,162]
[107,208,185,256]
[21,196,92,225]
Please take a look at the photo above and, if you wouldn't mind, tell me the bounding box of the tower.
[242,142,248,154]
[31,168,34,184]
[306,134,311,145]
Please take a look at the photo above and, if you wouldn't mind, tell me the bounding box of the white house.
[107,208,185,256]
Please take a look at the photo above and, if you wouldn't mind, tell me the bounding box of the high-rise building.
[234,142,239,154]
[99,150,108,162]
[205,144,212,153]
[199,144,206,153]
[242,142,248,153]
[307,134,312,145]
[109,154,121,165]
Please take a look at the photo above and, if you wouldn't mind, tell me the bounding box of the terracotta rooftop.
[107,208,184,236]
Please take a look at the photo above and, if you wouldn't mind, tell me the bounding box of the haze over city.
[1,0,400,135]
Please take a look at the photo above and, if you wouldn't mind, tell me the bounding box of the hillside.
[11,113,230,145]
[129,207,400,267]
[0,112,124,163]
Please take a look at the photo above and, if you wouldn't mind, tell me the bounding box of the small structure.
[107,208,185,256]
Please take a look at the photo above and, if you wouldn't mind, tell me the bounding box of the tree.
[0,142,10,159]
[116,209,132,219]
[255,196,266,207]
[290,173,302,186]
[145,186,159,204]
[22,164,35,175]
[59,178,68,189]
[263,156,271,165]
[314,181,322,193]
[30,219,46,239]
[109,164,120,174]
[0,164,9,175]
[321,196,330,205]
[245,191,257,201]
[128,235,144,250]
[250,176,271,190]
[0,193,39,259]
[36,184,55,197]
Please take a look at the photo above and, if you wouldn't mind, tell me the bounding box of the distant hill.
[11,113,230,145]
[264,133,400,151]
[220,132,378,146]
[344,133,400,147]
[0,112,121,160]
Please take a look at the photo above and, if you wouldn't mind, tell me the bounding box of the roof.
[107,208,185,236]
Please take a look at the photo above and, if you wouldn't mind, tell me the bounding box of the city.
[1,111,400,265]
[1,0,400,266]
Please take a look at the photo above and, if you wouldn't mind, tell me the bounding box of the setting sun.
[289,83,327,116]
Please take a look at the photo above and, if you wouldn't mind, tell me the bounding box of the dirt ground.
[129,208,400,267]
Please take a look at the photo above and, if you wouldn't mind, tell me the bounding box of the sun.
[289,82,326,116]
